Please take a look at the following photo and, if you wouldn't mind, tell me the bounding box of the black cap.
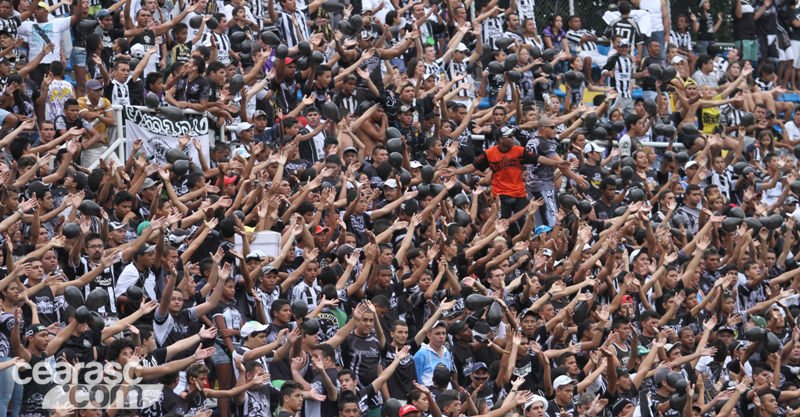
[25,323,47,338]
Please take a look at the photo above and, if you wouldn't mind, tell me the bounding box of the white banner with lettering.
[124,107,209,166]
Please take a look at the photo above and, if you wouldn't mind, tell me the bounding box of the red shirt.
[473,145,540,198]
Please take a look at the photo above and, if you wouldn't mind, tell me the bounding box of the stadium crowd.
[2,1,800,417]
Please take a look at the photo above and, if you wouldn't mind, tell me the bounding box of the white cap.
[240,321,269,338]
[410,161,423,168]
[583,142,606,154]
[383,179,398,189]
[553,375,576,390]
[130,43,146,58]
[671,55,684,64]
[582,243,592,251]
[246,250,266,260]
[456,43,470,52]
[237,122,254,132]
[524,395,548,411]
[685,161,698,170]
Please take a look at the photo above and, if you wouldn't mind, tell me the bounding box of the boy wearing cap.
[438,23,482,109]
[11,313,75,417]
[413,319,456,387]
[577,142,606,200]
[18,0,84,86]
[78,79,114,167]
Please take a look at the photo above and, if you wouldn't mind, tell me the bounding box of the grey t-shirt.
[525,135,558,192]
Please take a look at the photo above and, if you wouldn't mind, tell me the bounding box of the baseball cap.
[168,229,190,244]
[582,243,592,251]
[616,366,632,377]
[237,122,254,132]
[383,179,398,189]
[524,395,548,411]
[0,29,11,38]
[629,247,648,263]
[139,177,157,191]
[253,110,268,119]
[621,295,634,304]
[618,39,631,47]
[360,30,375,40]
[432,320,448,329]
[654,367,671,385]
[137,243,156,255]
[246,250,266,260]
[85,79,104,91]
[399,405,421,417]
[314,225,330,234]
[665,342,682,354]
[583,142,606,154]
[717,326,736,334]
[95,9,112,17]
[671,55,684,64]
[787,196,798,205]
[37,1,48,9]
[423,72,435,81]
[448,320,468,335]
[262,265,278,275]
[130,43,146,59]
[410,160,422,168]
[25,323,47,338]
[471,362,488,373]
[343,146,357,154]
[224,175,238,186]
[500,126,516,138]
[109,221,126,231]
[553,375,576,390]
[240,320,269,338]
[456,43,470,52]
[612,399,633,416]
[728,340,747,352]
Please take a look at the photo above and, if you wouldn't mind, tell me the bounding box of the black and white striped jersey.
[603,17,644,47]
[275,9,309,48]
[604,54,635,98]
[720,104,744,136]
[436,58,473,98]
[201,31,232,65]
[424,61,440,78]
[516,0,535,22]
[566,29,597,52]
[504,31,524,43]
[481,14,504,50]
[0,15,20,39]
[670,29,693,52]
[249,0,266,28]
[755,77,774,91]
[45,0,69,16]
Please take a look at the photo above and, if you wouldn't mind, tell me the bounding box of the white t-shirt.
[115,262,157,301]
[18,17,71,65]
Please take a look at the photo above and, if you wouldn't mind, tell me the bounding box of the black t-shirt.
[174,74,212,104]
[270,72,302,115]
[20,352,53,417]
[141,385,187,417]
[640,56,661,91]
[451,341,475,388]
[594,198,620,220]
[732,0,757,40]
[578,164,603,201]
[382,340,419,400]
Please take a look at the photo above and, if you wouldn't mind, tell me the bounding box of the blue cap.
[535,225,553,236]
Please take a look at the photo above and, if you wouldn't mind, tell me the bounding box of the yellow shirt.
[77,96,112,147]
[700,94,723,134]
